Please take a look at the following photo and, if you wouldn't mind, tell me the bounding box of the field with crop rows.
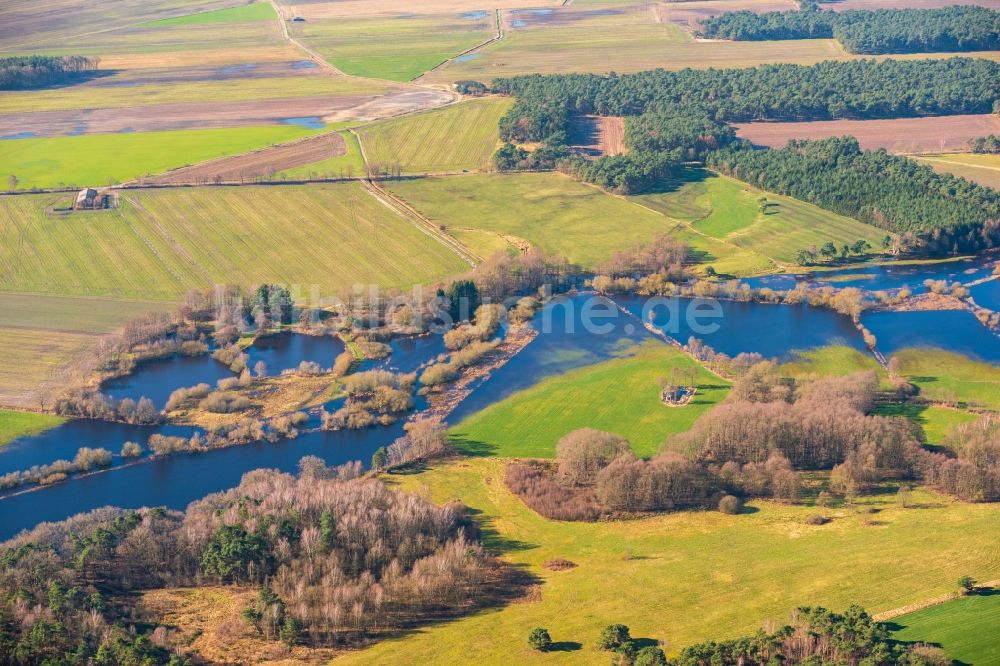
[387,172,681,268]
[356,97,513,173]
[0,184,467,300]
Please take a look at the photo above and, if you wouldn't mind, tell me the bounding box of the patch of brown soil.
[0,88,454,137]
[658,0,797,30]
[543,558,578,571]
[137,586,340,665]
[734,114,1000,154]
[569,115,626,159]
[145,132,346,184]
[827,0,1000,11]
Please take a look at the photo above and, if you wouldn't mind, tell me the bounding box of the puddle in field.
[66,124,87,136]
[218,62,257,75]
[292,60,318,69]
[461,10,489,19]
[455,53,481,62]
[282,116,325,129]
[117,127,136,133]
[0,132,36,140]
[510,20,526,27]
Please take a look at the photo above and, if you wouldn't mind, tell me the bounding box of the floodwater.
[282,116,325,129]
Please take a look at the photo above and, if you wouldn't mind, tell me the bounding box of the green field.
[340,458,1000,664]
[874,403,980,447]
[144,1,275,26]
[0,125,332,189]
[779,345,886,381]
[452,341,730,458]
[293,12,494,81]
[388,172,679,268]
[0,409,65,447]
[891,593,1000,665]
[0,184,467,300]
[916,153,1000,191]
[632,169,885,273]
[892,349,1000,411]
[356,97,513,173]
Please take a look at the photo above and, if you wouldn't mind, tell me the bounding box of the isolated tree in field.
[6,174,15,192]
[254,360,267,378]
[597,623,631,650]
[959,575,976,593]
[528,627,552,651]
[852,239,871,255]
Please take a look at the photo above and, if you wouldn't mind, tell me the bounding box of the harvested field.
[0,327,97,408]
[0,294,173,407]
[569,115,626,158]
[734,114,1000,154]
[915,153,1000,190]
[97,45,303,69]
[145,132,347,184]
[0,184,468,300]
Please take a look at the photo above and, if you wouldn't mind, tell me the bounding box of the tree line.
[0,462,518,662]
[697,5,1000,55]
[968,134,1000,154]
[0,55,99,90]
[705,137,1000,254]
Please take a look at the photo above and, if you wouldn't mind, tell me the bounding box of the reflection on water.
[861,310,1000,363]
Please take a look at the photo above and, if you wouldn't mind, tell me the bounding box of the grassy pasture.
[890,592,1000,665]
[387,172,678,268]
[915,153,1000,191]
[355,97,513,173]
[632,169,885,273]
[0,184,467,300]
[0,125,326,189]
[873,403,979,446]
[0,410,65,447]
[342,457,1000,664]
[293,12,494,81]
[451,341,730,459]
[144,1,275,26]
[890,349,1000,410]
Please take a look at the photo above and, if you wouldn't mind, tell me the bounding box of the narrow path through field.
[919,156,1000,173]
[414,8,505,84]
[268,0,345,76]
[363,180,481,267]
[873,579,1000,622]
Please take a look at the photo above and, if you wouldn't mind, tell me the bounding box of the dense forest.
[0,463,515,663]
[0,55,99,90]
[706,137,1000,253]
[697,6,1000,55]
